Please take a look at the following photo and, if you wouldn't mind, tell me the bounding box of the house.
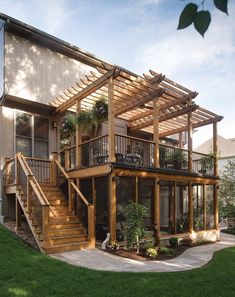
[195,135,235,173]
[0,13,223,254]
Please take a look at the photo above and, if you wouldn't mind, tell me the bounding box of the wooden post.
[203,184,206,230]
[187,112,193,172]
[26,175,33,213]
[153,98,159,167]
[108,76,115,162]
[88,205,95,243]
[188,181,193,232]
[68,179,74,211]
[213,122,218,176]
[214,184,219,230]
[65,148,70,171]
[43,205,50,244]
[173,181,176,234]
[76,100,82,168]
[135,176,139,203]
[179,132,183,149]
[4,157,10,185]
[15,198,21,230]
[15,153,19,185]
[51,152,58,186]
[154,178,160,244]
[109,173,116,243]
[92,177,96,227]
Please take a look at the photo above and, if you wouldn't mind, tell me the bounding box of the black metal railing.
[159,144,189,171]
[192,152,215,175]
[115,134,155,167]
[80,135,109,167]
[25,158,51,184]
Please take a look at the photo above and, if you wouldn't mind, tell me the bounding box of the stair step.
[49,234,87,245]
[48,227,86,237]
[44,241,94,254]
[49,222,82,229]
[50,216,79,223]
[50,210,73,217]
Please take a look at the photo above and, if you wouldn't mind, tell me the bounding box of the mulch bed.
[105,241,214,261]
[3,219,39,251]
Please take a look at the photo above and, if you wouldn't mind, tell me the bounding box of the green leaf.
[214,0,228,15]
[177,3,198,29]
[194,11,211,37]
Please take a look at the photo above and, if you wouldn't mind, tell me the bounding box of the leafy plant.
[178,0,229,37]
[199,153,215,173]
[169,237,179,248]
[158,246,173,255]
[124,201,147,253]
[145,248,158,259]
[60,114,76,147]
[140,240,155,252]
[168,149,187,170]
[76,98,108,136]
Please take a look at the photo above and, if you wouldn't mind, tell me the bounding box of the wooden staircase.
[5,153,95,254]
[41,184,92,254]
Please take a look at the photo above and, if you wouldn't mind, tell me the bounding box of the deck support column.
[214,184,219,230]
[188,181,193,233]
[15,198,21,230]
[109,173,116,243]
[153,98,159,167]
[187,112,193,172]
[213,122,218,176]
[76,100,82,168]
[203,184,206,230]
[154,178,160,245]
[108,76,115,162]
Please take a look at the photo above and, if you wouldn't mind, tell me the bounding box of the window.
[15,111,49,159]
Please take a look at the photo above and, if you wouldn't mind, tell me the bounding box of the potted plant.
[76,98,108,136]
[168,149,187,170]
[199,153,215,174]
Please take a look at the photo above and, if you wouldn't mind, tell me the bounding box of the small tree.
[219,161,235,217]
[124,201,147,253]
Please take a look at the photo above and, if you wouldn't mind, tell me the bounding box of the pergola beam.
[129,91,198,122]
[55,68,116,114]
[129,104,198,131]
[159,116,223,138]
[114,88,165,116]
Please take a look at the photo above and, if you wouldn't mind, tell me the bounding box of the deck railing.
[115,134,155,167]
[16,153,50,242]
[192,151,215,175]
[58,145,76,171]
[80,135,109,167]
[159,144,189,171]
[25,158,52,184]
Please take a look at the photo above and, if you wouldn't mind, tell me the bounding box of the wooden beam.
[129,104,198,131]
[203,184,206,230]
[188,111,193,172]
[55,68,115,114]
[109,173,116,243]
[129,91,198,122]
[154,178,160,245]
[108,76,115,162]
[114,88,164,116]
[159,116,223,138]
[213,122,218,176]
[214,184,219,230]
[76,100,81,168]
[188,181,193,233]
[153,98,159,167]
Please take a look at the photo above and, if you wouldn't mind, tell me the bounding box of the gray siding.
[5,32,93,104]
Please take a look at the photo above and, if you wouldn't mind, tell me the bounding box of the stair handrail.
[18,153,50,206]
[16,153,50,243]
[53,158,95,242]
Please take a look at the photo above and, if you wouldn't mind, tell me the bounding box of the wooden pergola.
[49,63,223,242]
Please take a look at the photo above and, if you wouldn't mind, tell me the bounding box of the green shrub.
[169,237,179,248]
[158,246,173,254]
[140,241,155,252]
[145,248,158,259]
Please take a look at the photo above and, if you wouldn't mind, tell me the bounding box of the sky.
[0,0,234,148]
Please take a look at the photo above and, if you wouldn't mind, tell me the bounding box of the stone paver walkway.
[51,232,235,272]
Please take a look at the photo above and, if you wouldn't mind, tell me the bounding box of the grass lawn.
[1,225,235,297]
